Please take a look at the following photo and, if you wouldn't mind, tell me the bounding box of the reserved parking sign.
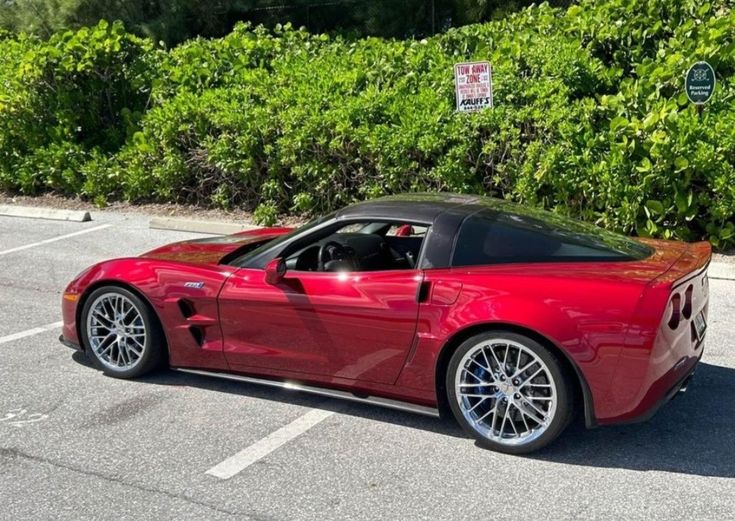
[454,61,493,112]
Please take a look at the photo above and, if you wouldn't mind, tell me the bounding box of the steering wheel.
[318,241,356,272]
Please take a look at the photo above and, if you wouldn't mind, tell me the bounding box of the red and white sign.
[454,61,493,112]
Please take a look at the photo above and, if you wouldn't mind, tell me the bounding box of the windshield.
[232,212,336,267]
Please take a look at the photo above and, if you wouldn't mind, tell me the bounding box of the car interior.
[284,222,427,272]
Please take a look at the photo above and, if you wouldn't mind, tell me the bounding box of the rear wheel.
[80,286,164,378]
[446,331,574,454]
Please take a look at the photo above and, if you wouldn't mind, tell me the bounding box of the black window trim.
[448,209,476,269]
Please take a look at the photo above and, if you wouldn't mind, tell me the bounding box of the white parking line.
[0,224,112,256]
[206,407,336,480]
[0,321,63,345]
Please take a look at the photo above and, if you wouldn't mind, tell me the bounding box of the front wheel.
[80,286,165,378]
[446,331,574,454]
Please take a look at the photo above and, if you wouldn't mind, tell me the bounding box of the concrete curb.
[149,217,259,235]
[0,204,91,222]
[708,262,735,281]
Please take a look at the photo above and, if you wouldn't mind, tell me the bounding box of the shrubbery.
[0,0,734,246]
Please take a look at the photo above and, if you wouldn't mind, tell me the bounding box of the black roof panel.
[335,193,482,223]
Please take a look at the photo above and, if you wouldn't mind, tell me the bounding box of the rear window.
[452,208,652,267]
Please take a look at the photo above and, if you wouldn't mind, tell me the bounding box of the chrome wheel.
[454,338,557,447]
[86,292,147,371]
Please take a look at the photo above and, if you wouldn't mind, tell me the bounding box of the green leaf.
[675,191,692,213]
[674,157,689,172]
[610,116,629,132]
[636,157,652,172]
[645,200,665,216]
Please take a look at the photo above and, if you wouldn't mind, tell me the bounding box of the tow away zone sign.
[454,61,493,112]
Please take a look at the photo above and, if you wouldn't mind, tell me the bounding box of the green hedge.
[1,1,734,246]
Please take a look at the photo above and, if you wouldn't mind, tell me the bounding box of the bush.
[0,20,155,195]
[0,0,734,247]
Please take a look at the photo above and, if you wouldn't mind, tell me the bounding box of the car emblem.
[184,282,205,289]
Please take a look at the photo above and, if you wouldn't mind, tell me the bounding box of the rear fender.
[606,241,712,422]
[397,274,644,420]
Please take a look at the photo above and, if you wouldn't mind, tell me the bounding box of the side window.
[452,214,539,267]
[385,224,428,238]
[287,221,427,272]
[452,211,643,267]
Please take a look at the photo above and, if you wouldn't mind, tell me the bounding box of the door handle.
[416,281,431,303]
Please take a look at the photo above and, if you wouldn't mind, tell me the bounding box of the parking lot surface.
[1,212,734,521]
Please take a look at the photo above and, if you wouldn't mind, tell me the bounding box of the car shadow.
[72,352,734,477]
[529,362,735,478]
[71,350,465,439]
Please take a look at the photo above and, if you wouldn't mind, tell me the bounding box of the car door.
[218,267,423,384]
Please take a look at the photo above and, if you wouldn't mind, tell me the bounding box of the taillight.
[667,293,681,329]
[682,285,693,319]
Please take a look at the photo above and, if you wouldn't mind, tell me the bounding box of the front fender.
[62,258,234,370]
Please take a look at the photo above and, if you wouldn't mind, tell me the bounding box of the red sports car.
[60,194,710,453]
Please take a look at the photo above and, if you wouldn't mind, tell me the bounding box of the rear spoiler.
[653,241,711,287]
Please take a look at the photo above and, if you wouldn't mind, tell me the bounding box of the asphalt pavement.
[0,211,734,521]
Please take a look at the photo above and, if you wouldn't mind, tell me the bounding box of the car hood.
[140,227,291,265]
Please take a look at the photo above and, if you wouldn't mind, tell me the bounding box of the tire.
[80,285,165,379]
[446,331,574,454]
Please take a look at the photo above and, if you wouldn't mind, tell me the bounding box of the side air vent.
[667,293,681,330]
[189,326,204,346]
[178,299,196,318]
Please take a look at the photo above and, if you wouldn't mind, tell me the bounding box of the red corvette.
[60,194,710,453]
